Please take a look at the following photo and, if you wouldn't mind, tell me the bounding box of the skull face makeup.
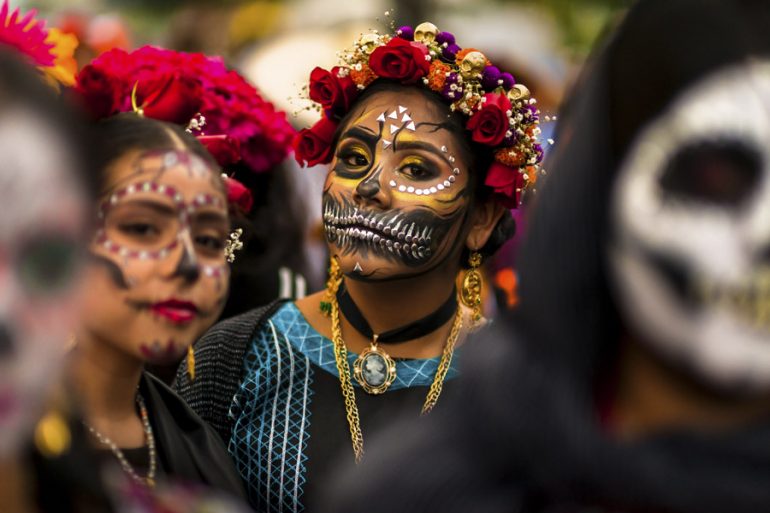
[0,108,88,457]
[610,60,770,392]
[82,149,229,365]
[323,88,473,281]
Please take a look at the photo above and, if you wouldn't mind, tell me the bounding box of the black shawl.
[140,373,246,499]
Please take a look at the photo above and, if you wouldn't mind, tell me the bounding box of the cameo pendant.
[353,335,397,394]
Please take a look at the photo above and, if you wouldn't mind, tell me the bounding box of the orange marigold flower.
[464,95,481,111]
[494,146,527,168]
[524,165,539,185]
[350,62,377,88]
[428,60,450,92]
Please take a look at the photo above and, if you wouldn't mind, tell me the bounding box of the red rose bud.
[139,72,203,125]
[484,161,525,208]
[308,66,358,120]
[293,116,338,167]
[466,93,513,147]
[74,64,121,119]
[225,176,253,214]
[198,135,241,167]
[369,37,431,84]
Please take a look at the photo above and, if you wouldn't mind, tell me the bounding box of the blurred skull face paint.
[323,89,471,280]
[83,149,229,364]
[0,108,88,456]
[610,60,770,392]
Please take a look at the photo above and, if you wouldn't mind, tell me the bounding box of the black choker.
[336,283,457,344]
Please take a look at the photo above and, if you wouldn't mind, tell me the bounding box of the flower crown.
[73,46,296,214]
[293,21,543,208]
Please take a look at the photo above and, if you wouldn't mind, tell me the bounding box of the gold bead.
[508,84,531,101]
[414,22,439,44]
[460,51,487,79]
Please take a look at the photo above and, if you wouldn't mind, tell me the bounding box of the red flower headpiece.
[74,46,297,214]
[293,22,544,208]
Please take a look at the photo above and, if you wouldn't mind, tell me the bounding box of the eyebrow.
[191,210,229,225]
[393,140,453,166]
[339,125,380,147]
[113,198,177,216]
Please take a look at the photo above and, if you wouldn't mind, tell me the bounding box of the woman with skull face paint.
[324,1,770,513]
[175,21,543,512]
[65,111,247,497]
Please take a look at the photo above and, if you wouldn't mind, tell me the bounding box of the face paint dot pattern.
[377,106,461,197]
[95,151,228,277]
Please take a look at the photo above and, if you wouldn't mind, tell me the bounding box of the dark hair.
[216,159,309,318]
[336,80,516,267]
[93,112,220,186]
[0,49,99,199]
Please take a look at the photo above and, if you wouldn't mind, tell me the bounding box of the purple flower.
[534,143,544,163]
[396,26,414,41]
[524,104,539,122]
[436,31,456,45]
[442,43,461,62]
[503,131,518,146]
[501,72,516,89]
[441,73,463,101]
[481,66,502,90]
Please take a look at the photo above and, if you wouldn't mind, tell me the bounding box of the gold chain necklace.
[329,281,463,463]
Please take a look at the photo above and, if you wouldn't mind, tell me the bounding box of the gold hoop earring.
[320,255,342,317]
[460,251,483,324]
[187,345,196,381]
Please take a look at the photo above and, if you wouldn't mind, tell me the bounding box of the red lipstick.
[150,299,198,324]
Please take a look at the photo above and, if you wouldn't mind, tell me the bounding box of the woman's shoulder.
[174,299,288,441]
[204,299,288,344]
[142,373,247,498]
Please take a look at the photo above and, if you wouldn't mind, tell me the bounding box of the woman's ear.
[465,200,507,251]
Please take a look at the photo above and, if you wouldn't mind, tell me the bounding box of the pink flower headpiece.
[293,21,543,208]
[73,46,296,213]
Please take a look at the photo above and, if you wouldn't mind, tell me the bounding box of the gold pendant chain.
[328,279,463,463]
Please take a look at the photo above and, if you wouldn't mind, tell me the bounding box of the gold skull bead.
[507,84,531,102]
[460,51,487,79]
[414,22,439,44]
[358,33,381,55]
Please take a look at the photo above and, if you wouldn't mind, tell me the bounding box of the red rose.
[466,93,512,147]
[224,176,253,214]
[138,72,203,124]
[368,38,430,84]
[485,161,525,208]
[293,116,338,167]
[308,66,358,120]
[74,65,121,119]
[198,135,241,167]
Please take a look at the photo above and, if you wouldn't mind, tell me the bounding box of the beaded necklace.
[84,394,157,488]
